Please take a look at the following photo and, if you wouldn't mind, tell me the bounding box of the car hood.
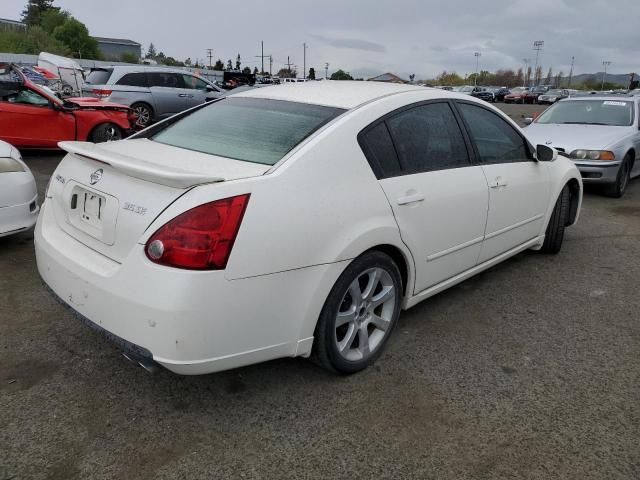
[525,123,628,151]
[67,97,130,110]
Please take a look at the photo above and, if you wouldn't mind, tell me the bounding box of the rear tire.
[540,185,571,254]
[90,123,123,143]
[311,251,402,374]
[604,154,632,198]
[130,102,154,128]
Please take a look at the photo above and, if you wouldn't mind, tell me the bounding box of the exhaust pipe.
[122,352,161,374]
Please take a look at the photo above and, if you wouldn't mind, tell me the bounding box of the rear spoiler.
[58,141,224,189]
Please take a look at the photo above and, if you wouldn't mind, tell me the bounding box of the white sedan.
[35,82,582,375]
[0,140,39,237]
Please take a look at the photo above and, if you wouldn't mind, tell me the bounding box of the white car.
[35,82,582,375]
[0,140,39,237]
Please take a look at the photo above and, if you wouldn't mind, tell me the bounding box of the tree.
[544,67,553,85]
[534,65,543,85]
[39,8,69,34]
[226,59,233,71]
[554,71,564,88]
[21,0,59,26]
[516,68,524,87]
[213,59,224,71]
[435,70,464,86]
[253,66,259,75]
[409,73,415,83]
[277,67,296,78]
[525,66,532,86]
[145,42,157,59]
[0,25,68,56]
[308,67,316,80]
[330,69,353,80]
[120,52,138,64]
[184,57,192,66]
[242,66,251,74]
[235,54,241,70]
[53,17,100,59]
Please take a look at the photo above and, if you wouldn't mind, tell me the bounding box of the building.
[93,37,141,62]
[367,72,407,83]
[0,18,27,32]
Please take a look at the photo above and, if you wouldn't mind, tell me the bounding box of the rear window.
[85,69,113,85]
[151,97,345,165]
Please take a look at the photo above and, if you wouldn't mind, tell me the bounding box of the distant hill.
[567,72,635,87]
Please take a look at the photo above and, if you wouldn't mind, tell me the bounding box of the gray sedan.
[525,96,640,197]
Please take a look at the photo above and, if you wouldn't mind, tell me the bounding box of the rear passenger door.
[112,71,150,107]
[455,101,549,262]
[360,101,489,294]
[147,72,187,118]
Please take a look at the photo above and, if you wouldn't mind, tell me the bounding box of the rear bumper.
[35,201,344,374]
[0,194,39,237]
[574,161,621,184]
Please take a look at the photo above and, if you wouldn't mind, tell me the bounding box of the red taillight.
[145,194,250,270]
[92,88,112,97]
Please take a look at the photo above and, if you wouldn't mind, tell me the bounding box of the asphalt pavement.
[1,106,639,479]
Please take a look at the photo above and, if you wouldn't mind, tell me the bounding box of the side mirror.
[205,85,214,92]
[523,117,533,125]
[536,144,558,162]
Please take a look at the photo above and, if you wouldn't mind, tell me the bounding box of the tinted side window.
[147,72,185,88]
[116,72,148,87]
[457,103,530,163]
[359,122,402,179]
[386,102,470,174]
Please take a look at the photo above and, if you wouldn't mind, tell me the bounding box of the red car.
[503,87,530,104]
[0,65,136,149]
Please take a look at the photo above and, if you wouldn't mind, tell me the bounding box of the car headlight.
[570,150,615,161]
[0,157,25,173]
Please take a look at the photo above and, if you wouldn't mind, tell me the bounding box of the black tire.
[130,102,154,128]
[604,154,632,198]
[540,185,571,254]
[311,251,402,374]
[90,123,123,143]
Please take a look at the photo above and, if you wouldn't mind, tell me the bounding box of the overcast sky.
[2,0,638,79]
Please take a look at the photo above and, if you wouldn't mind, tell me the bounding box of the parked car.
[524,85,551,104]
[459,85,495,102]
[0,140,39,237]
[537,89,571,105]
[0,64,136,148]
[525,96,640,197]
[504,87,530,103]
[83,66,224,128]
[36,82,582,376]
[491,87,511,102]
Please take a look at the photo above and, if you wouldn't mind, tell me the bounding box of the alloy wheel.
[334,267,396,362]
[134,105,151,127]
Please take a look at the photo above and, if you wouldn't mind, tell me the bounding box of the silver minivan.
[83,66,223,127]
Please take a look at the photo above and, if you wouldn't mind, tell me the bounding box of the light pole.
[522,58,530,87]
[533,40,544,85]
[303,42,308,79]
[601,61,611,90]
[324,62,329,80]
[474,52,481,86]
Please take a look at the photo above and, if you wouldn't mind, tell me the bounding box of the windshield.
[545,89,563,96]
[460,86,473,93]
[151,97,346,165]
[510,87,525,94]
[536,100,634,126]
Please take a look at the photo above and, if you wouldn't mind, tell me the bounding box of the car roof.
[101,65,200,75]
[230,80,462,109]
[560,95,637,102]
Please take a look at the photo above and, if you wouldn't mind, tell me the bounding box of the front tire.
[311,251,402,374]
[540,185,571,254]
[604,154,632,198]
[90,123,123,143]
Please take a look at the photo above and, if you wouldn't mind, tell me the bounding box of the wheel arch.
[87,121,124,142]
[566,177,581,226]
[363,244,411,297]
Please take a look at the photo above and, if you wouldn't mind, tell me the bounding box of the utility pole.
[303,42,308,79]
[568,56,575,87]
[474,52,481,86]
[533,40,544,85]
[601,61,611,90]
[206,48,213,69]
[325,62,329,79]
[269,55,273,76]
[286,56,293,78]
[261,41,264,74]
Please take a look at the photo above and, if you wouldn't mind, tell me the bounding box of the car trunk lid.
[50,139,269,263]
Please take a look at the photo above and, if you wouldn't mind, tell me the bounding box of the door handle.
[178,93,194,98]
[397,193,425,205]
[489,177,508,188]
